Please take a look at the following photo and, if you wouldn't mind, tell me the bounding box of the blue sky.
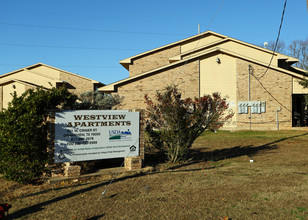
[0,0,307,84]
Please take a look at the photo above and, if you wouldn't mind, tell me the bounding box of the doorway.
[292,94,308,127]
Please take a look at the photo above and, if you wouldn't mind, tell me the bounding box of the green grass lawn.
[1,130,308,219]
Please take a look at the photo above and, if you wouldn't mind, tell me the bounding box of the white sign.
[54,110,140,163]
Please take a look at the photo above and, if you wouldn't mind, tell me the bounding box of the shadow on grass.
[8,172,145,219]
[85,214,105,220]
[145,143,277,171]
[145,149,167,167]
[9,166,216,219]
[150,132,308,170]
[190,144,275,162]
[9,166,217,219]
[9,132,308,219]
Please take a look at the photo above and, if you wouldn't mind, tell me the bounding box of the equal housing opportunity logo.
[109,129,132,141]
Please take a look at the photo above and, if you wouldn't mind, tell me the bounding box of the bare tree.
[288,38,308,70]
[258,40,285,53]
[266,40,286,54]
[258,39,308,90]
[288,39,308,107]
[77,91,123,110]
[258,39,307,71]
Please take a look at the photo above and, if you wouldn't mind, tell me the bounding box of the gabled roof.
[0,78,43,88]
[290,66,308,76]
[0,63,104,85]
[119,31,226,70]
[170,37,298,65]
[100,47,306,92]
[119,31,298,70]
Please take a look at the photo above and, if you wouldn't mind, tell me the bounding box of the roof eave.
[99,84,115,92]
[101,47,307,92]
[119,59,131,70]
[0,63,104,85]
[118,31,228,67]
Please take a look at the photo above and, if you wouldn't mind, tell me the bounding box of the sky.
[0,0,307,84]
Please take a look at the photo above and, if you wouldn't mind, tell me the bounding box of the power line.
[206,0,226,29]
[251,73,292,112]
[0,63,122,69]
[0,22,188,37]
[0,42,144,51]
[0,8,198,26]
[50,65,122,69]
[258,0,287,79]
[172,0,226,85]
[250,0,291,112]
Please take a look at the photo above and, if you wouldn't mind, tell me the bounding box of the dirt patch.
[1,130,308,219]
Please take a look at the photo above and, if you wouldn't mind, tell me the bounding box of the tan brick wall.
[236,59,292,130]
[64,163,81,177]
[124,156,142,170]
[138,109,145,160]
[129,45,181,77]
[46,109,66,177]
[115,60,200,110]
[60,72,94,97]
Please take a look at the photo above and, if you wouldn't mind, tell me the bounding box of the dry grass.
[1,130,308,219]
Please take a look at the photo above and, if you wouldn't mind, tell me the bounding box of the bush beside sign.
[54,110,140,163]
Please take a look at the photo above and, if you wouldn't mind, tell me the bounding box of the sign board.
[54,110,140,163]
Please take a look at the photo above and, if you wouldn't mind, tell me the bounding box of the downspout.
[276,110,279,130]
[276,106,282,130]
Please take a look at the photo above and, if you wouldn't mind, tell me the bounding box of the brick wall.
[46,109,67,177]
[129,45,181,77]
[59,72,94,97]
[115,60,200,110]
[125,156,142,170]
[236,59,292,130]
[138,109,145,160]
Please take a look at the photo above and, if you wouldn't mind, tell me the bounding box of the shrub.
[0,87,77,183]
[76,91,123,110]
[145,85,233,163]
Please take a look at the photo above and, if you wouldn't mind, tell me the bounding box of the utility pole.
[248,65,252,130]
